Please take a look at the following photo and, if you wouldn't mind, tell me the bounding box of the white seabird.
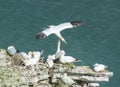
[53,40,81,63]
[7,45,17,55]
[55,39,64,59]
[59,50,80,64]
[24,51,43,66]
[61,73,75,85]
[36,21,83,44]
[59,50,74,63]
[19,51,32,59]
[45,40,63,65]
[46,55,55,68]
[93,63,108,72]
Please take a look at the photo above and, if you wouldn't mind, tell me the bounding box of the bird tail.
[74,60,82,62]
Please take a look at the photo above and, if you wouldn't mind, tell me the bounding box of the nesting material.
[11,54,25,66]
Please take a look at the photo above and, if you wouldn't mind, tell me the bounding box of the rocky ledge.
[0,48,113,87]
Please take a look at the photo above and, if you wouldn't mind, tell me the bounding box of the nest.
[11,54,25,66]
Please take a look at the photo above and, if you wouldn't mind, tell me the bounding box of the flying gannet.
[36,21,83,44]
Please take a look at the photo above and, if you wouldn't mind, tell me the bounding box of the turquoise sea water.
[0,0,120,87]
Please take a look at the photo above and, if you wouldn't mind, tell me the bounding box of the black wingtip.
[71,21,83,27]
[36,32,46,39]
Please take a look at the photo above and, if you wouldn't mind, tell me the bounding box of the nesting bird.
[36,21,83,44]
[23,51,43,66]
[45,40,63,67]
[46,55,55,68]
[54,39,64,59]
[54,40,81,64]
[20,51,36,59]
[59,50,78,64]
[93,63,108,72]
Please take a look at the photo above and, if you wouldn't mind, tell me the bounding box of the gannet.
[61,73,75,85]
[59,50,80,64]
[93,63,108,72]
[7,46,17,55]
[55,39,64,59]
[24,51,43,66]
[46,55,56,68]
[53,40,81,63]
[45,40,62,64]
[36,21,83,43]
[19,52,29,58]
[19,51,33,59]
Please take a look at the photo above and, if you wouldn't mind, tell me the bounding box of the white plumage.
[43,23,72,36]
[54,40,80,64]
[19,52,28,58]
[93,63,108,72]
[24,51,43,66]
[59,50,76,64]
[46,55,55,68]
[55,40,63,59]
[36,21,83,43]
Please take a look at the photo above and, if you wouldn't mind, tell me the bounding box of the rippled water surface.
[0,0,120,87]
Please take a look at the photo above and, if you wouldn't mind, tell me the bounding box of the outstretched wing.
[56,22,73,32]
[36,32,46,38]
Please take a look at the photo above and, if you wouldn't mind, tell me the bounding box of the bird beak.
[62,39,67,44]
[56,33,67,44]
[59,35,67,44]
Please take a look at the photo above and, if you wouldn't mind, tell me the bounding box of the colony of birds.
[0,21,113,87]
